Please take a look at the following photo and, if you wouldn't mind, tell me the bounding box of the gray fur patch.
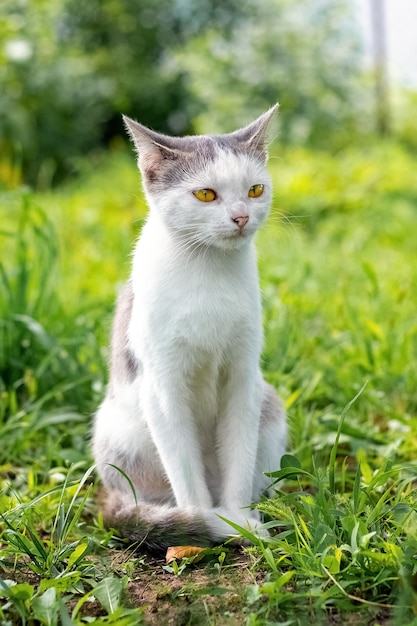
[260,381,285,426]
[108,281,139,391]
[140,135,230,193]
[123,107,278,194]
[103,491,212,555]
[142,132,268,194]
[96,445,171,502]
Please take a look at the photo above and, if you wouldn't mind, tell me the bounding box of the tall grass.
[0,143,416,624]
[0,190,105,470]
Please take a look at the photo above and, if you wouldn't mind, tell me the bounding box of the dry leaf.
[166,545,205,563]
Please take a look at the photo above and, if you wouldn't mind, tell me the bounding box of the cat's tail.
[102,491,263,555]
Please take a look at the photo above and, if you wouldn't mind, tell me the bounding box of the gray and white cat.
[93,106,287,552]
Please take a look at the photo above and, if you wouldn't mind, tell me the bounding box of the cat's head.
[123,106,277,250]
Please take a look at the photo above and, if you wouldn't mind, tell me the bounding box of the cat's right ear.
[230,104,279,162]
[123,116,180,181]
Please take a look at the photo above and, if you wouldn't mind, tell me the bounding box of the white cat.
[93,106,287,552]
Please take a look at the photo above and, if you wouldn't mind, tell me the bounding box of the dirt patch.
[123,550,262,625]
[4,550,395,625]
[117,549,394,626]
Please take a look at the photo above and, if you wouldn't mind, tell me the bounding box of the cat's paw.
[212,508,270,543]
[239,515,270,542]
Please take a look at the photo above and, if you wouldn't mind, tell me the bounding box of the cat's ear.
[230,104,278,161]
[123,116,181,180]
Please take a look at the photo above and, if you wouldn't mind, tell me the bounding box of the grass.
[0,140,417,624]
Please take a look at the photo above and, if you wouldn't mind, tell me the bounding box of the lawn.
[0,140,416,625]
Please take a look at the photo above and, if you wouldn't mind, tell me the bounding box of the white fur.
[93,119,286,543]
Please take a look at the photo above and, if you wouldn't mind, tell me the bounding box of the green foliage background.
[1,0,417,623]
[1,0,371,186]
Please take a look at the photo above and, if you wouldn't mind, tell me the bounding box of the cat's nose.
[232,215,249,229]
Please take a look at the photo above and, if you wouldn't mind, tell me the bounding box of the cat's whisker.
[266,217,297,230]
[132,193,147,206]
[264,222,298,244]
[167,233,214,265]
[132,218,147,230]
[167,241,199,265]
[269,207,310,224]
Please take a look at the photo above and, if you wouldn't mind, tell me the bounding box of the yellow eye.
[248,184,264,198]
[193,188,217,202]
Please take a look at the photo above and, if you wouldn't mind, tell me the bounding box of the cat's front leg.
[217,363,263,518]
[141,375,213,510]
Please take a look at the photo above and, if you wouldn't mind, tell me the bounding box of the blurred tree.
[0,0,243,185]
[1,0,108,186]
[371,0,390,135]
[172,0,368,147]
[0,0,369,185]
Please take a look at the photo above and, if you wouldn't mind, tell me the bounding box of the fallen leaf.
[166,546,205,563]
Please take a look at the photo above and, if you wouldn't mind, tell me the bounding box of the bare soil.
[7,550,394,625]
[116,550,392,626]
[124,550,262,625]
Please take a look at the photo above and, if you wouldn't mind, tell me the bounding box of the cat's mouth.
[227,227,249,238]
[222,232,245,241]
[218,228,251,248]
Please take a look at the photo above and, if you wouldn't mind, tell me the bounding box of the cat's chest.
[170,272,249,343]
[131,250,260,351]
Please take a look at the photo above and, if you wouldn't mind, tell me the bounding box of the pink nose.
[232,215,249,229]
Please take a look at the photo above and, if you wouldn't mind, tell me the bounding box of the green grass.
[1,142,417,624]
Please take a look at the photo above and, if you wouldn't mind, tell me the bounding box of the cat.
[92,105,287,553]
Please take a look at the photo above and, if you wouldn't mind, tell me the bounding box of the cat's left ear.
[122,116,181,160]
[122,115,184,183]
[230,104,278,161]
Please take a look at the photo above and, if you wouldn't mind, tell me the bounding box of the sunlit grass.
[0,142,416,623]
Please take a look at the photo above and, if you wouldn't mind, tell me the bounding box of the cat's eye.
[248,184,264,198]
[193,189,217,202]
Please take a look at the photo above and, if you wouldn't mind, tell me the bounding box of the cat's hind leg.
[93,393,174,505]
[252,381,287,501]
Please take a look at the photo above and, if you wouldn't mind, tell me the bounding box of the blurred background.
[1,0,416,188]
